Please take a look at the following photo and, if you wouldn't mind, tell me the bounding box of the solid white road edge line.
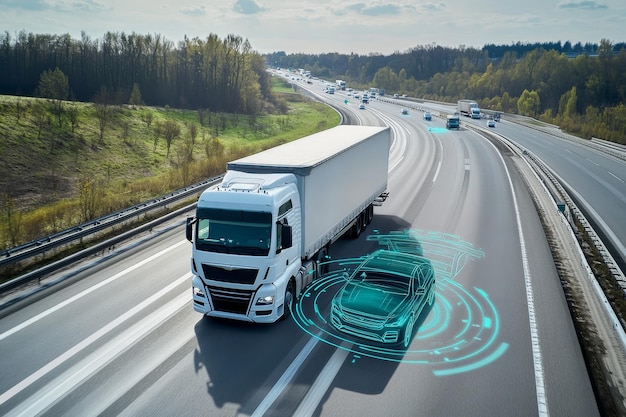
[493,143,550,417]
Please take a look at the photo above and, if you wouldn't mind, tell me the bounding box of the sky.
[0,0,624,55]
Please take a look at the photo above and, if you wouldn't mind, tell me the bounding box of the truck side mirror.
[186,217,195,242]
[277,222,292,253]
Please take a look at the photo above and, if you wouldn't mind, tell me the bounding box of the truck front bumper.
[191,275,283,323]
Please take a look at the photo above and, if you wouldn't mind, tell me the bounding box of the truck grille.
[202,264,258,285]
[208,286,253,314]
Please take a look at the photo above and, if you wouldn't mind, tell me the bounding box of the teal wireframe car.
[330,250,435,348]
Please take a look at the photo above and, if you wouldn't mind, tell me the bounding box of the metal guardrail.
[0,174,224,270]
[0,203,196,296]
[467,122,626,350]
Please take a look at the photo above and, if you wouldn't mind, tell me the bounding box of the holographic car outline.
[330,249,435,348]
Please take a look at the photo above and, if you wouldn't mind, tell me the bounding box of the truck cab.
[188,173,306,323]
[446,115,460,129]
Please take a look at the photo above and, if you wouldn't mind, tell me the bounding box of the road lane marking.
[433,160,442,182]
[608,171,624,183]
[492,144,549,417]
[0,273,190,407]
[293,343,350,417]
[250,336,319,417]
[4,290,190,417]
[0,240,187,341]
[432,135,443,182]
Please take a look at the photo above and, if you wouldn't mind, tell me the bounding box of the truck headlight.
[256,295,274,305]
[193,287,205,298]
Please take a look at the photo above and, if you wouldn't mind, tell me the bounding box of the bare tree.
[121,121,131,144]
[77,177,99,222]
[204,135,224,159]
[153,121,163,151]
[67,105,79,133]
[141,111,153,127]
[128,83,143,108]
[2,193,22,247]
[162,120,181,157]
[93,86,115,144]
[15,98,26,125]
[187,122,198,147]
[32,102,47,140]
[175,138,194,186]
[38,67,69,127]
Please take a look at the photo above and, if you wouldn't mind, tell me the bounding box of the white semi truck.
[186,125,390,323]
[458,100,481,119]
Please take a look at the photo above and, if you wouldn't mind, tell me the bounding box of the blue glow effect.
[433,343,509,376]
[427,127,450,134]
[291,229,508,375]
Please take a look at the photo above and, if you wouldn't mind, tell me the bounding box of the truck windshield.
[195,208,272,256]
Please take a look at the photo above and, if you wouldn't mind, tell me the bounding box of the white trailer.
[186,125,390,323]
[458,100,481,119]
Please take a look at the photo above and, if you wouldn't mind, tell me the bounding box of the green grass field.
[0,78,340,249]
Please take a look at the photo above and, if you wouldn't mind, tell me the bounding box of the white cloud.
[180,5,206,16]
[557,1,608,9]
[233,0,265,14]
[69,0,107,12]
[2,0,48,11]
[421,2,446,12]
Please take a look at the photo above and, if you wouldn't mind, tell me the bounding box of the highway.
[0,79,601,416]
[409,98,626,271]
[489,120,626,270]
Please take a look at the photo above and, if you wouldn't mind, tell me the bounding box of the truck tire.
[366,204,374,225]
[361,208,368,230]
[282,279,296,320]
[350,214,362,238]
[317,247,330,275]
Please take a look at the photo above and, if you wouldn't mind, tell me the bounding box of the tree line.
[0,31,274,114]
[267,39,626,143]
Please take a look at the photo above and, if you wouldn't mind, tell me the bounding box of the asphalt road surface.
[0,80,600,416]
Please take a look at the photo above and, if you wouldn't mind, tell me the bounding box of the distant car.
[393,93,399,98]
[401,108,409,115]
[423,112,432,121]
[330,250,435,348]
[354,94,360,99]
[359,103,366,110]
[488,120,496,128]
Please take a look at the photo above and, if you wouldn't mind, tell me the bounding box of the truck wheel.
[317,248,330,275]
[282,280,295,320]
[366,204,374,225]
[350,215,362,238]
